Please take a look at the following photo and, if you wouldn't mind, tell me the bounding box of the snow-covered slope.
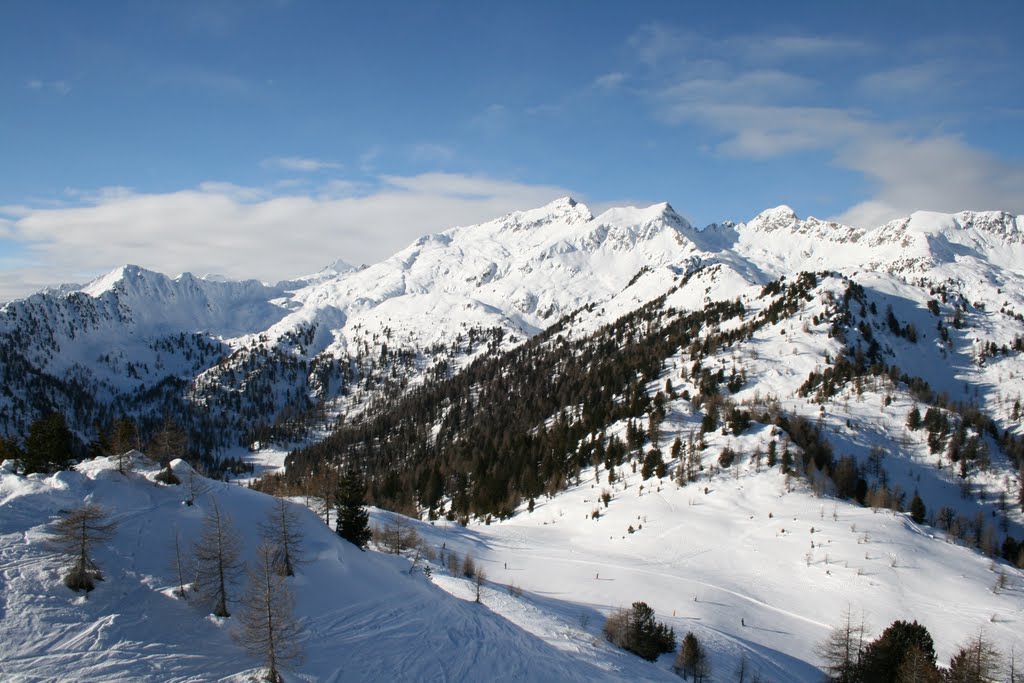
[0,457,680,682]
[408,460,1024,681]
[3,448,1019,682]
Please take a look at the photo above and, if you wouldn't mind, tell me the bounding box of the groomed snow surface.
[2,454,1022,681]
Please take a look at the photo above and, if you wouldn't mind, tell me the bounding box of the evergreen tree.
[642,448,664,480]
[335,469,371,549]
[0,435,24,467]
[603,601,675,662]
[860,620,937,683]
[909,494,926,525]
[49,503,117,592]
[895,643,941,683]
[22,413,74,475]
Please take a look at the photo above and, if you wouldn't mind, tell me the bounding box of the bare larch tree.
[816,606,868,683]
[235,542,304,683]
[169,527,191,598]
[193,499,244,617]
[50,503,117,592]
[259,497,305,577]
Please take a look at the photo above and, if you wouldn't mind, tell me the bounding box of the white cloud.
[593,72,626,89]
[621,23,1024,223]
[739,35,872,61]
[833,135,1024,227]
[659,70,816,107]
[856,63,950,96]
[627,23,871,69]
[0,173,573,301]
[262,156,342,172]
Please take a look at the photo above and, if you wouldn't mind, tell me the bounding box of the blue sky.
[1,1,1023,299]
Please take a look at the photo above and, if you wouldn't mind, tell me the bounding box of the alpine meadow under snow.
[1,199,1024,681]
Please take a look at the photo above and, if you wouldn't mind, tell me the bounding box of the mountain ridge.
[0,201,1022,455]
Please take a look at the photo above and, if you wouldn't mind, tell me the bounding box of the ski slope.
[397,456,1024,681]
[0,457,679,682]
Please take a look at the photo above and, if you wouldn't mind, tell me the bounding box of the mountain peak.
[653,202,692,231]
[79,264,158,298]
[749,205,799,230]
[489,196,593,232]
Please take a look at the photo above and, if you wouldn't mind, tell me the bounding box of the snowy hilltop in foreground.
[2,445,1022,681]
[0,455,679,682]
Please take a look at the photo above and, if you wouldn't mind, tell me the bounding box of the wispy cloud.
[593,72,626,89]
[470,104,510,132]
[627,23,697,66]
[627,23,870,68]
[0,173,573,301]
[26,79,71,95]
[622,22,1024,224]
[856,62,951,96]
[358,146,382,173]
[262,156,342,172]
[738,35,873,61]
[659,70,816,108]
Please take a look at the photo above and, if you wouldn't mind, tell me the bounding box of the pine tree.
[260,497,306,577]
[235,543,303,683]
[909,494,926,525]
[860,620,937,683]
[895,643,941,683]
[193,499,244,617]
[0,435,24,466]
[603,601,674,662]
[22,413,74,475]
[335,469,371,549]
[49,503,117,592]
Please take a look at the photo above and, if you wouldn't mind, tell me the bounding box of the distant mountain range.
[0,199,1021,457]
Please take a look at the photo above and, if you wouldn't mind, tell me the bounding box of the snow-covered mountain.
[3,198,1023,455]
[3,198,1024,680]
